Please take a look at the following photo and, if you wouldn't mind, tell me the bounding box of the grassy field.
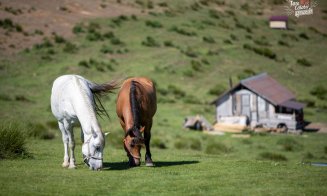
[0,0,327,195]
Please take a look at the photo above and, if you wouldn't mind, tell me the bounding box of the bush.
[63,42,78,53]
[0,123,29,159]
[208,9,221,19]
[205,141,231,154]
[170,26,197,37]
[299,32,309,40]
[191,60,202,72]
[145,20,163,28]
[110,37,124,45]
[168,84,186,98]
[72,23,85,34]
[243,44,276,59]
[259,152,287,161]
[297,58,312,67]
[54,34,66,44]
[278,40,290,47]
[325,146,327,154]
[237,69,256,80]
[208,84,226,95]
[310,85,327,100]
[183,70,194,77]
[183,47,198,58]
[142,36,160,47]
[183,95,202,104]
[203,36,215,44]
[164,40,174,47]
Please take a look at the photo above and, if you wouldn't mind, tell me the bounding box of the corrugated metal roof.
[241,73,295,105]
[280,100,306,110]
[211,73,298,106]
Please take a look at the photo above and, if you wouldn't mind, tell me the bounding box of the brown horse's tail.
[88,80,119,118]
[129,80,143,140]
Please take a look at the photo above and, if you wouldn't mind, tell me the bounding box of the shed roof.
[270,16,288,21]
[241,73,295,105]
[211,73,302,108]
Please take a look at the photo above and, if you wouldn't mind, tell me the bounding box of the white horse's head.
[82,132,106,170]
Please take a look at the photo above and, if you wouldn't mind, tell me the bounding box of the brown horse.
[116,77,157,167]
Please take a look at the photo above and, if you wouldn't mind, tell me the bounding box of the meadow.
[0,0,327,195]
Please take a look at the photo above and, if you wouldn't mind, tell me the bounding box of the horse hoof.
[146,162,154,167]
[68,165,77,169]
[62,162,69,168]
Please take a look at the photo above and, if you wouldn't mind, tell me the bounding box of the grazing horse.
[51,75,117,170]
[116,77,157,167]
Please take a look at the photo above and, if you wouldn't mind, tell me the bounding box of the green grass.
[0,0,327,194]
[0,132,326,195]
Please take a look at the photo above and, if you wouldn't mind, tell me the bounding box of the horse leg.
[144,120,154,167]
[58,121,69,168]
[64,120,76,169]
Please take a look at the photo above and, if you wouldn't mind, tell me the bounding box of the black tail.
[89,80,119,119]
[130,81,142,138]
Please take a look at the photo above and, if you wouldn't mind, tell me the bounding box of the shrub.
[183,70,194,77]
[325,146,327,154]
[103,31,115,39]
[278,40,290,47]
[86,31,103,41]
[0,123,29,159]
[223,39,232,44]
[183,47,198,58]
[145,20,163,28]
[259,152,287,161]
[237,69,256,80]
[183,95,202,104]
[164,40,174,47]
[110,37,124,45]
[73,23,85,34]
[203,36,215,43]
[208,9,221,19]
[34,38,53,50]
[299,32,309,40]
[63,42,78,53]
[191,60,202,72]
[208,84,226,95]
[310,85,327,100]
[100,45,114,54]
[142,36,160,47]
[297,58,312,67]
[170,26,197,37]
[168,84,186,98]
[205,141,231,154]
[243,44,276,59]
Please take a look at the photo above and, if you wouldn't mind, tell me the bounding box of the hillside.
[0,0,326,125]
[0,0,327,195]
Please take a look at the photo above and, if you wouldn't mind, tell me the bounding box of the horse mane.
[129,80,142,139]
[89,80,119,119]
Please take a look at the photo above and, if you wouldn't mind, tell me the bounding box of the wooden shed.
[211,73,305,131]
[269,16,288,29]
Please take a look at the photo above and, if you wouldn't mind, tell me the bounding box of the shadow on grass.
[102,160,199,170]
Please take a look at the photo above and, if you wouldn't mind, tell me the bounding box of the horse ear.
[105,132,110,137]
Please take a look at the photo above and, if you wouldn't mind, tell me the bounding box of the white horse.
[51,75,117,170]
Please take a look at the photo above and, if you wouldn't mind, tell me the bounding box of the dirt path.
[0,0,142,55]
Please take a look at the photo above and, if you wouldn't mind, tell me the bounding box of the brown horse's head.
[123,127,144,166]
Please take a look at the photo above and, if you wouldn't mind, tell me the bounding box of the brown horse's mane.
[127,80,143,140]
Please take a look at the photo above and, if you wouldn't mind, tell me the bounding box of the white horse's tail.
[87,80,119,118]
